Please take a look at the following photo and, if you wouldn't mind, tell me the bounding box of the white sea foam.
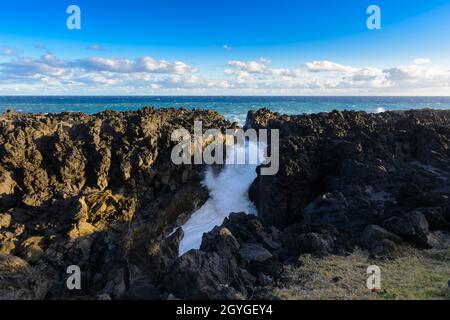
[178,141,264,256]
[375,107,386,113]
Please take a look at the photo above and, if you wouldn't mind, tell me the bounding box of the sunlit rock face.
[0,107,231,299]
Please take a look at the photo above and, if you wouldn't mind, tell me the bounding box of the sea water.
[1,96,450,125]
[178,140,265,256]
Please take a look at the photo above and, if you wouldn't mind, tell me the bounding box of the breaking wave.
[178,141,264,256]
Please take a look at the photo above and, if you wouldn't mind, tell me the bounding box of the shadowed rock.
[248,108,450,254]
[0,254,50,300]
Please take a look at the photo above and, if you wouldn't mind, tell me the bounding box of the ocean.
[1,96,450,125]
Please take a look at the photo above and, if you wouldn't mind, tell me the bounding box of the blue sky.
[0,0,449,95]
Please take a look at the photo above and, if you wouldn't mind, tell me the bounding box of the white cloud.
[73,56,197,74]
[227,58,271,73]
[0,53,449,95]
[222,58,449,94]
[1,47,19,57]
[304,60,357,73]
[223,44,232,51]
[86,44,107,51]
[0,53,204,94]
[413,58,431,65]
[0,54,69,79]
[384,64,447,81]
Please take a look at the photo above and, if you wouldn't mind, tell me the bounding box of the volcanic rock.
[0,107,231,299]
[247,109,450,253]
[0,254,50,300]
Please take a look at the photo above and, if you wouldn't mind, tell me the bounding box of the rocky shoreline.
[1,107,450,300]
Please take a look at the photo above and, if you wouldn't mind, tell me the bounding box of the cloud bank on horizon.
[0,0,449,95]
[0,51,449,95]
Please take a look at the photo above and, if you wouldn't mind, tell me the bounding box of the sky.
[0,0,450,95]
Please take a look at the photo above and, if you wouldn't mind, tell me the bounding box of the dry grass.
[272,243,450,300]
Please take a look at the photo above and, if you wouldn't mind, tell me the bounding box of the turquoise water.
[1,96,450,124]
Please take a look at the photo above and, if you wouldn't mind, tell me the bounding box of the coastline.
[2,96,450,126]
[1,106,450,300]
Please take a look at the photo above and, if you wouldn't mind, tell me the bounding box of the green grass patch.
[273,244,450,300]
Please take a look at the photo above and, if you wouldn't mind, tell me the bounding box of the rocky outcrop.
[2,107,450,300]
[160,213,282,299]
[0,107,230,299]
[0,254,50,300]
[247,108,450,257]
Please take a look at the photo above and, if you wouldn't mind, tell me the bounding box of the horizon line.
[1,95,450,98]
